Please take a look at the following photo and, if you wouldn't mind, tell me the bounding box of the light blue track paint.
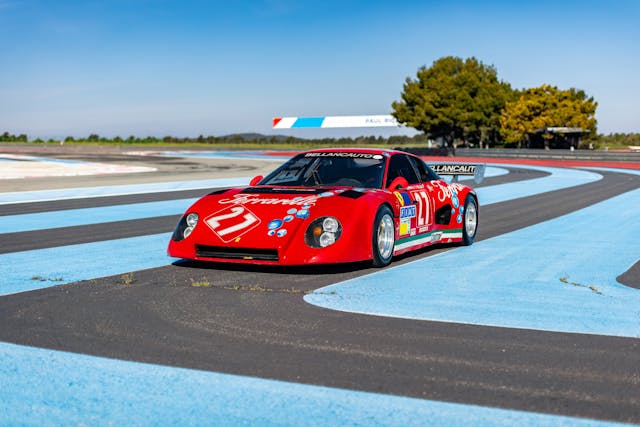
[585,167,640,177]
[474,164,601,205]
[305,186,640,338]
[0,198,197,233]
[0,177,249,205]
[0,233,171,295]
[0,342,626,427]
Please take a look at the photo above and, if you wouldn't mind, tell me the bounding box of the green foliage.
[0,132,28,142]
[392,56,514,147]
[0,131,435,147]
[499,84,598,143]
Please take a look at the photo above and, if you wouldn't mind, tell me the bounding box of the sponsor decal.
[304,152,383,159]
[393,191,405,206]
[268,219,283,230]
[399,218,410,236]
[205,205,261,243]
[432,181,466,203]
[400,205,416,219]
[431,164,476,175]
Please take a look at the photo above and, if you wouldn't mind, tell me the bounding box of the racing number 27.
[412,190,431,227]
[205,205,261,242]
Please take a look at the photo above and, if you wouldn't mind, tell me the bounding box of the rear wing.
[429,163,486,184]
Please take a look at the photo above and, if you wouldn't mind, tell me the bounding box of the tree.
[499,84,597,144]
[392,56,513,152]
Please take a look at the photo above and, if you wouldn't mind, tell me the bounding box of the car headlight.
[172,212,199,241]
[305,216,342,248]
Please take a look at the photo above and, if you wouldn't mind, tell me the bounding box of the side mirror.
[249,175,263,187]
[387,176,408,191]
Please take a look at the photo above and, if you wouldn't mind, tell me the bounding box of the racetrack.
[1,148,639,426]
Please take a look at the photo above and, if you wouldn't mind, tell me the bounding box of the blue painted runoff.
[474,164,601,205]
[0,342,626,427]
[305,185,640,338]
[0,198,197,233]
[0,233,171,295]
[0,177,249,205]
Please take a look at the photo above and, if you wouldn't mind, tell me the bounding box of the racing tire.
[461,195,478,246]
[372,205,395,267]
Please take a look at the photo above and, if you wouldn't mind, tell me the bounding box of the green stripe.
[396,228,461,245]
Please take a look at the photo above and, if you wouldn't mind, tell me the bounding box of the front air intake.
[195,245,279,261]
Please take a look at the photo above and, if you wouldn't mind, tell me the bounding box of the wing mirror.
[249,175,263,186]
[387,176,409,191]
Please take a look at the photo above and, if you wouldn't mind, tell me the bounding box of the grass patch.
[31,275,64,282]
[120,272,135,286]
[559,276,603,295]
[191,278,212,288]
[223,284,335,295]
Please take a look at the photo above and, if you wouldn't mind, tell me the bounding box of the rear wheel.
[372,205,395,267]
[462,196,478,245]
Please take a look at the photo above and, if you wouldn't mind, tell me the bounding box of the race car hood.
[189,186,373,249]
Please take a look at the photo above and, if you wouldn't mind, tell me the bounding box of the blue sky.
[0,0,638,139]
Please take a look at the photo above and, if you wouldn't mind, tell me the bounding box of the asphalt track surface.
[1,149,639,424]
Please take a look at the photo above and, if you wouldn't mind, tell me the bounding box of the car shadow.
[171,242,461,276]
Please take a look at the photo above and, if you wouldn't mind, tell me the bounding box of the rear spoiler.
[429,163,486,184]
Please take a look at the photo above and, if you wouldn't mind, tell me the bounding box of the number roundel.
[205,205,261,242]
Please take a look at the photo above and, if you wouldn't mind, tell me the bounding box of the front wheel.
[372,205,395,267]
[461,195,478,245]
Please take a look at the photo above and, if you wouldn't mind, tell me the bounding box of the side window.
[408,156,438,182]
[386,154,420,187]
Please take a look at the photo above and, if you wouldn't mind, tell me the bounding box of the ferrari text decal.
[219,194,319,207]
[205,205,261,242]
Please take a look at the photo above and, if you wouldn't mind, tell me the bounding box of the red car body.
[168,148,479,267]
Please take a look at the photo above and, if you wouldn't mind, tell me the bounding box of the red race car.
[168,148,480,267]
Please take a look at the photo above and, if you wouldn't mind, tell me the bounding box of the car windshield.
[259,152,387,188]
